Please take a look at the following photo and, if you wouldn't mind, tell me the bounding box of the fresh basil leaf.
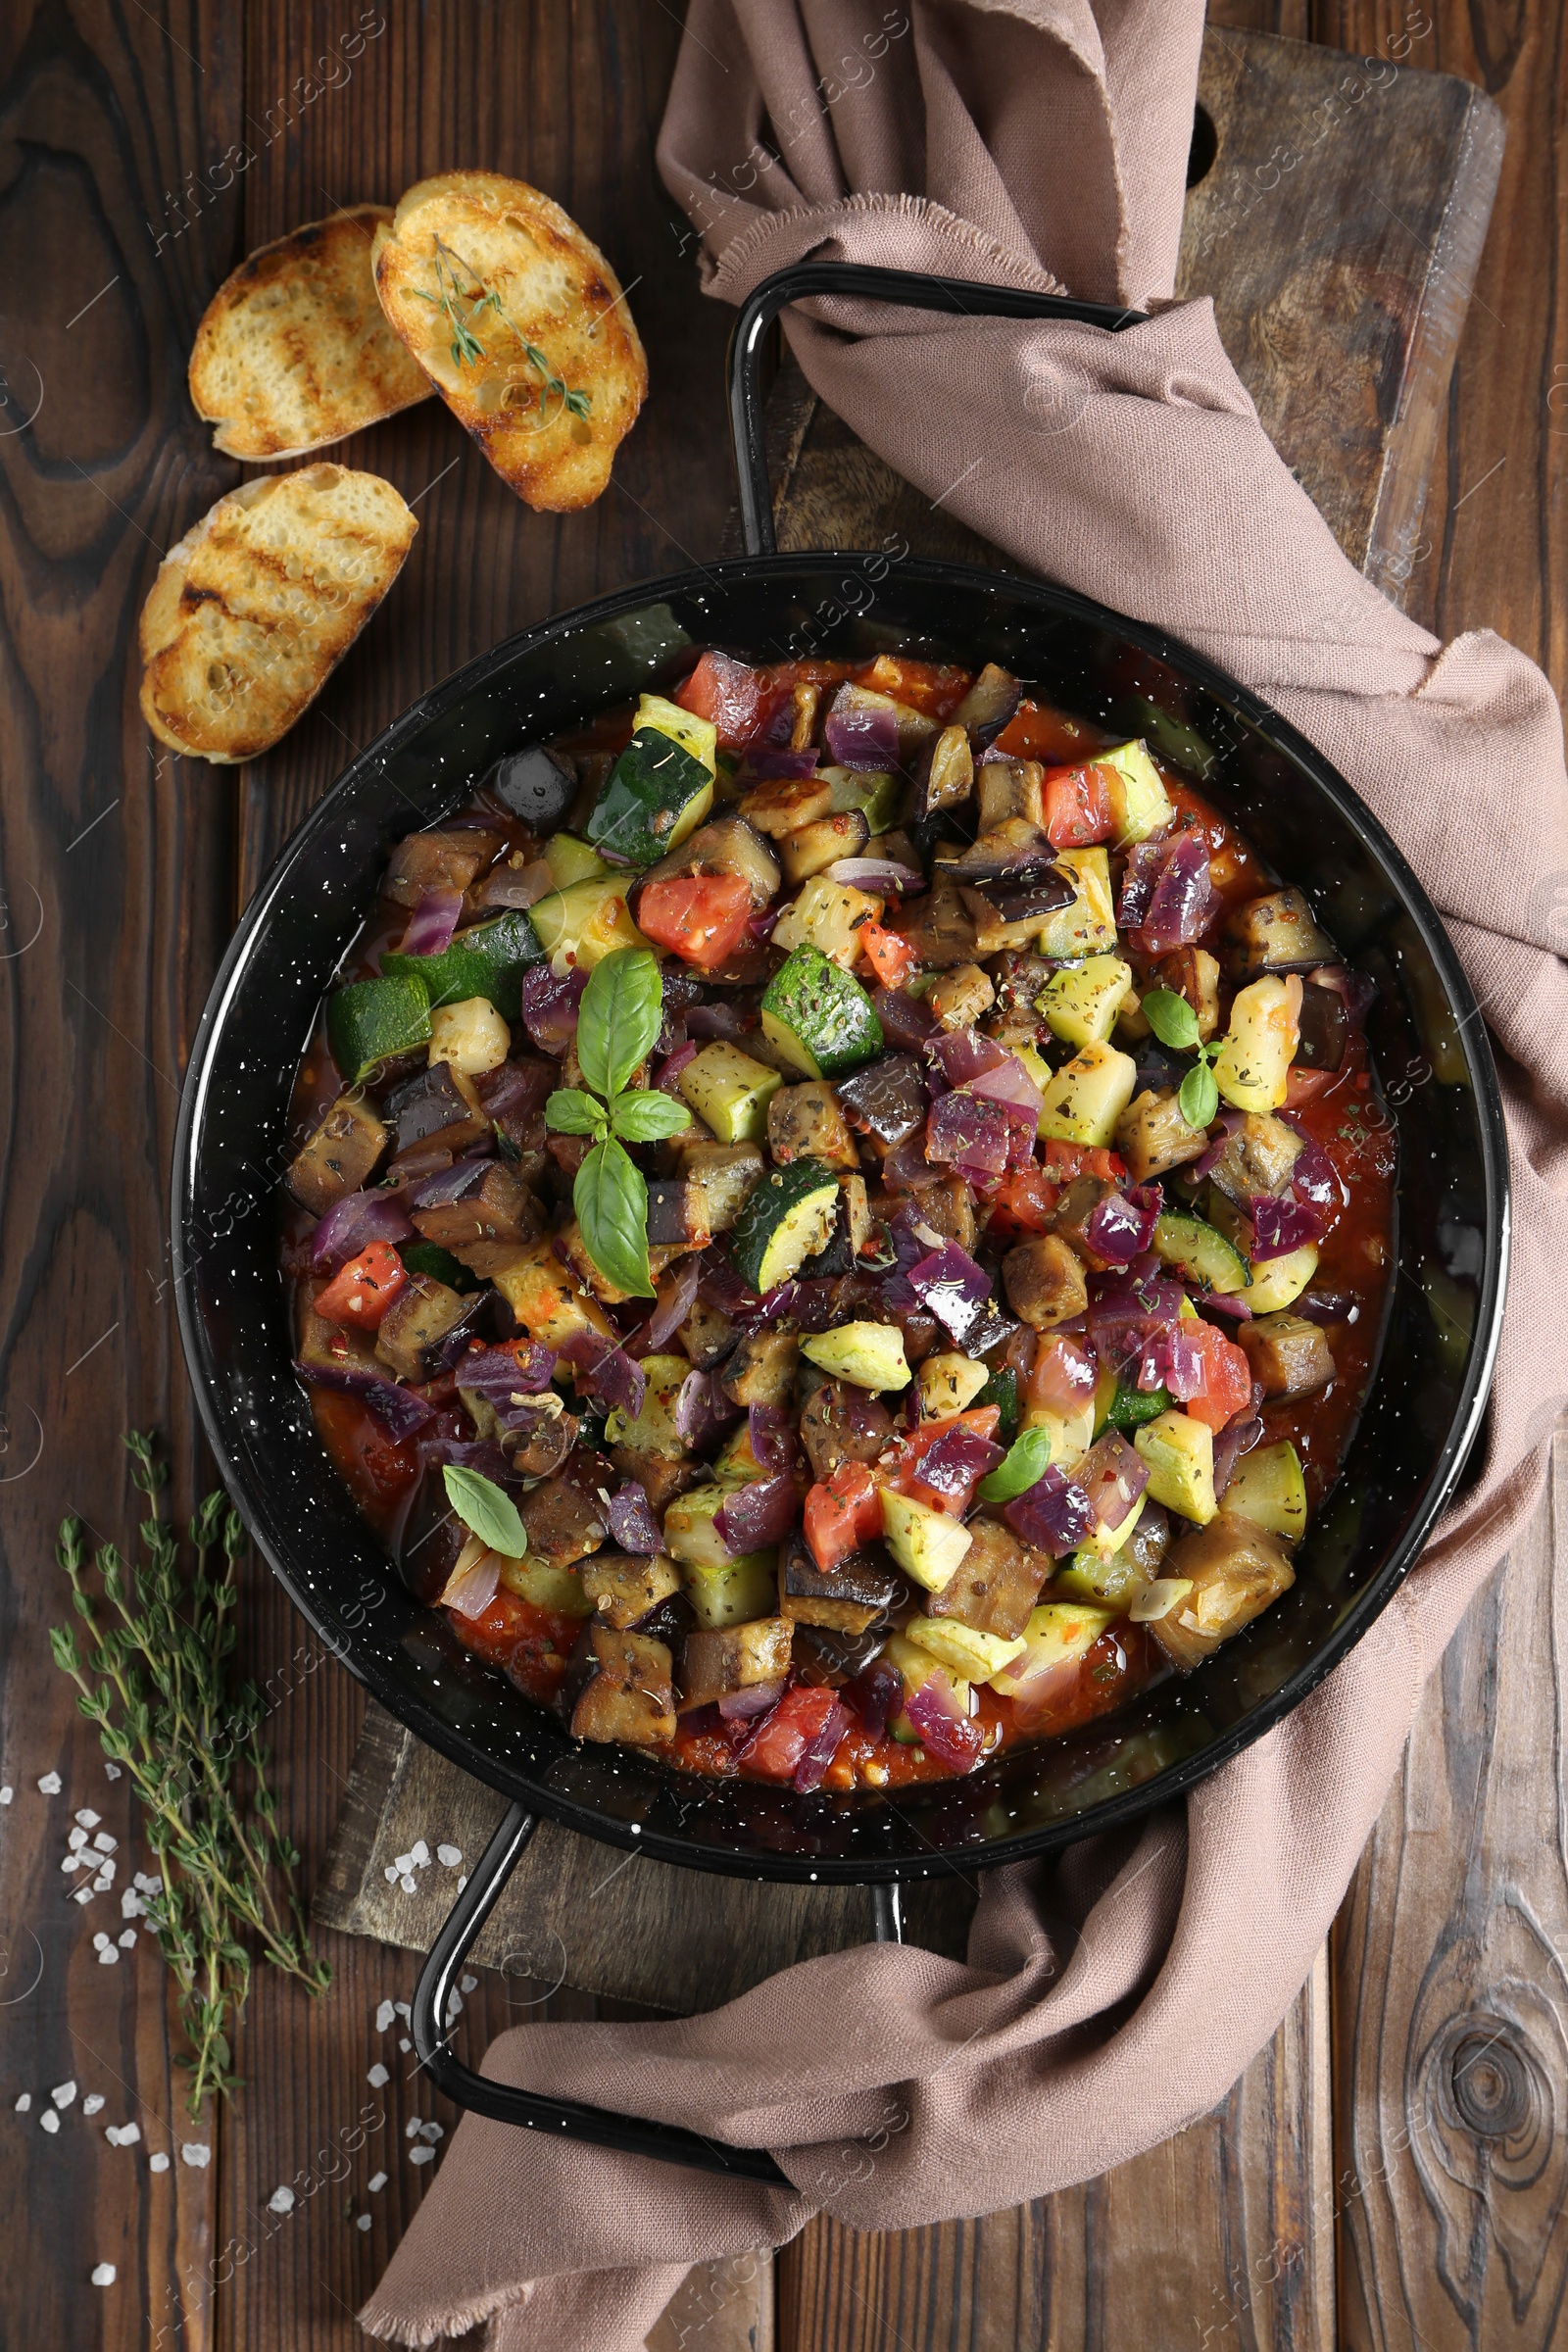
[576,947,662,1103]
[609,1089,692,1142]
[442,1464,527,1558]
[977,1425,1054,1503]
[1141,986,1200,1053]
[545,1088,608,1138]
[1178,1061,1219,1130]
[573,1137,655,1298]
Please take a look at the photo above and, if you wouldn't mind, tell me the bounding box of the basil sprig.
[1141,986,1222,1130]
[443,1463,528,1558]
[542,948,688,1298]
[977,1424,1054,1503]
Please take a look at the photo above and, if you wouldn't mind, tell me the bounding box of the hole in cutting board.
[1187,103,1218,188]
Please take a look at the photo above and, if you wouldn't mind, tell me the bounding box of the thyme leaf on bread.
[49,1434,330,2113]
[416,236,594,424]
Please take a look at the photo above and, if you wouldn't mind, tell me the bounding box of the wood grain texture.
[0,3,242,2347]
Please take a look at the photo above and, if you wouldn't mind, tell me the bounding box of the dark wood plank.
[0,3,243,2346]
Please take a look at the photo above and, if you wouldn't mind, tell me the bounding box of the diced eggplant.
[926,1516,1052,1640]
[737,772,835,838]
[1239,1312,1335,1400]
[1147,1512,1295,1670]
[888,881,981,969]
[906,723,975,822]
[1296,979,1351,1071]
[834,1054,928,1149]
[1051,1174,1118,1267]
[489,744,576,829]
[580,1550,683,1630]
[411,1163,541,1251]
[518,1452,612,1569]
[475,1054,554,1156]
[297,1303,380,1380]
[906,1173,978,1253]
[1205,1112,1302,1206]
[608,1446,702,1516]
[644,1175,711,1252]
[976,758,1045,834]
[1003,1236,1090,1331]
[677,1141,765,1234]
[1113,1088,1208,1184]
[373,1272,472,1383]
[384,1060,490,1156]
[927,962,997,1032]
[1152,946,1221,1042]
[779,1533,901,1633]
[510,1405,579,1481]
[932,819,1063,892]
[719,1328,800,1409]
[799,1378,895,1483]
[954,662,1021,748]
[287,1094,388,1216]
[640,812,781,907]
[1224,887,1337,979]
[675,1294,738,1370]
[766,1081,860,1172]
[788,679,820,750]
[778,810,869,887]
[384,827,502,908]
[677,1617,794,1710]
[568,1625,676,1743]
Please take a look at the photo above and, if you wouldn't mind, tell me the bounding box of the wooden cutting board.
[312,24,1502,2010]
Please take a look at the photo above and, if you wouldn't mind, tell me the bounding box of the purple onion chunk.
[1250,1194,1326,1260]
[748,1403,800,1475]
[713,1473,798,1555]
[636,1255,702,1354]
[925,1090,1013,1176]
[902,1674,982,1772]
[410,1155,493,1208]
[557,1333,646,1420]
[292,1359,436,1443]
[396,889,464,957]
[1084,1183,1162,1267]
[793,1697,852,1792]
[518,962,588,1054]
[829,858,926,895]
[912,1422,1005,1498]
[745,746,818,780]
[438,1544,501,1620]
[1131,832,1218,956]
[907,1240,995,1345]
[844,1658,902,1740]
[1004,1465,1096,1554]
[1213,1415,1264,1496]
[1071,1432,1151,1532]
[607,1481,662,1555]
[311,1188,414,1274]
[1278,1122,1345,1213]
[929,1029,1008,1088]
[718,1679,786,1722]
[872,987,938,1051]
[674,1368,745,1451]
[823,699,901,771]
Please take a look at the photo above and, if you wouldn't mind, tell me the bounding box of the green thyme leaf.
[1178,1061,1219,1130]
[977,1425,1054,1504]
[609,1089,691,1143]
[1142,987,1201,1053]
[442,1464,528,1559]
[573,1137,655,1298]
[576,948,663,1102]
[544,1088,609,1138]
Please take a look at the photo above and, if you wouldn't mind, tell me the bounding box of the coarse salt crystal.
[93,1934,110,1951]
[392,1852,414,1875]
[82,2094,104,2116]
[460,1974,478,1993]
[39,2110,59,2134]
[122,1890,145,1921]
[0,1787,11,1804]
[445,1991,463,2023]
[368,2171,388,2192]
[97,1944,119,1965]
[92,1833,117,1853]
[410,1839,429,1868]
[37,1774,61,1795]
[419,2121,443,2143]
[181,2142,211,2168]
[457,1875,467,1892]
[149,2152,170,2174]
[375,1999,396,2032]
[51,2082,77,2108]
[356,2213,372,2232]
[437,1844,462,1868]
[107,2123,141,2147]
[398,1874,416,1895]
[74,1808,100,1828]
[268,2185,295,2215]
[68,1827,88,1851]
[367,2064,389,2088]
[394,2002,411,2023]
[405,2118,421,2139]
[14,2093,30,2112]
[62,1855,83,1875]
[409,2145,434,2166]
[104,1763,122,1781]
[382,1864,399,1885]
[398,2037,411,2054]
[118,1930,136,1950]
[91,2263,116,2286]
[72,1886,95,1906]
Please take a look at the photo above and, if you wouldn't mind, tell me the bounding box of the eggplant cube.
[287,1094,388,1216]
[412,1162,540,1251]
[766,1081,860,1172]
[1113,1089,1208,1184]
[1148,1512,1295,1670]
[580,1551,683,1630]
[719,1328,800,1410]
[1240,1313,1335,1400]
[778,1534,900,1634]
[1003,1236,1090,1332]
[373,1273,471,1384]
[926,1516,1052,1641]
[569,1626,676,1744]
[677,1616,793,1711]
[1225,887,1336,981]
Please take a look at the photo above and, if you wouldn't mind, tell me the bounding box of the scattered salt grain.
[91,2264,116,2287]
[461,1975,478,1993]
[72,1886,95,1906]
[92,1832,117,1854]
[149,2152,170,2174]
[268,2185,295,2215]
[118,1930,136,1950]
[356,2213,372,2232]
[82,2095,104,2116]
[104,1762,121,1781]
[37,1773,61,1795]
[398,1873,416,1895]
[409,2145,434,2166]
[121,1889,145,1921]
[68,1827,88,1852]
[14,2093,30,2113]
[398,2037,411,2054]
[393,1851,414,1875]
[418,2121,443,2143]
[457,1875,467,1893]
[74,1808,101,1828]
[0,1787,11,1804]
[367,2063,389,2089]
[395,2002,411,2023]
[97,1943,119,1966]
[181,2142,211,2168]
[51,2082,77,2108]
[410,1838,430,1868]
[437,1844,462,1868]
[106,2123,141,2148]
[375,1999,396,2032]
[368,2171,388,2193]
[39,2109,59,2134]
[405,2118,421,2139]
[382,1864,399,1885]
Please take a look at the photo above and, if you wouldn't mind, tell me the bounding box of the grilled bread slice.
[138,465,416,763]
[188,205,434,461]
[371,171,647,512]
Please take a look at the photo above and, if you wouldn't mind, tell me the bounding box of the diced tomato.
[741,1683,842,1781]
[1184,1320,1254,1432]
[984,1167,1060,1240]
[636,874,754,969]
[450,1588,578,1704]
[673,650,765,749]
[804,1460,885,1571]
[993,700,1101,764]
[855,654,971,718]
[314,1241,408,1330]
[1043,1139,1127,1183]
[858,920,916,992]
[1285,1065,1336,1106]
[1044,762,1114,849]
[1026,1334,1098,1416]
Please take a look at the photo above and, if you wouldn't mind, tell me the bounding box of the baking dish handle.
[726,258,1143,558]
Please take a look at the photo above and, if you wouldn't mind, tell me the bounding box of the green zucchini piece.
[326,974,432,1084]
[730,1158,841,1293]
[527,875,645,973]
[381,908,544,1021]
[545,833,611,889]
[680,1551,779,1630]
[1094,739,1174,846]
[760,945,883,1080]
[1224,1440,1307,1542]
[1104,1376,1173,1431]
[585,695,715,868]
[975,1364,1019,1444]
[398,1239,478,1294]
[679,1042,782,1144]
[1151,1209,1250,1295]
[826,766,903,835]
[800,1320,911,1394]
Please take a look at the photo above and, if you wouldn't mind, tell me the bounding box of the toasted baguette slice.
[371,171,647,512]
[189,206,434,460]
[139,465,416,764]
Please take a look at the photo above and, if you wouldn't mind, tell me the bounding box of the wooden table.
[0,5,1561,2348]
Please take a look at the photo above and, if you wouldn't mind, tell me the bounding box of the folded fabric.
[363,6,1568,2345]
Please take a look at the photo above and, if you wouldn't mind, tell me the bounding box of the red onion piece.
[717,1678,786,1722]
[1072,1432,1150,1532]
[746,746,818,779]
[829,858,925,894]
[1030,1334,1097,1411]
[674,1368,744,1450]
[607,1481,662,1554]
[556,1332,646,1419]
[929,1029,1007,1088]
[396,888,464,957]
[410,1155,492,1208]
[310,1188,414,1273]
[872,987,938,1051]
[438,1542,501,1619]
[1004,1464,1096,1553]
[1115,836,1168,932]
[518,962,588,1054]
[713,1473,797,1555]
[748,1403,800,1474]
[969,1053,1045,1125]
[1192,1110,1245,1178]
[1250,1194,1326,1260]
[1278,1122,1345,1212]
[880,1131,949,1193]
[823,700,900,770]
[293,1359,436,1443]
[1131,832,1217,956]
[632,1255,701,1355]
[911,1421,1004,1499]
[1197,1289,1253,1320]
[903,1673,983,1772]
[907,1240,995,1345]
[686,1002,753,1042]
[843,1657,901,1739]
[748,904,784,943]
[793,1696,851,1792]
[1083,1183,1162,1268]
[1213,1414,1264,1496]
[925,1090,1012,1176]
[454,1343,558,1429]
[476,858,555,911]
[654,1041,699,1097]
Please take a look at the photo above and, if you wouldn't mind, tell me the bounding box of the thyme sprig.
[49,1434,330,2113]
[416,235,593,425]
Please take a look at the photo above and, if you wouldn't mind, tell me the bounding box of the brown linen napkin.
[362,7,1568,2345]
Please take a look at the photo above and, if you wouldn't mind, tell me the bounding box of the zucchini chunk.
[988,1599,1115,1695]
[731,1159,841,1292]
[681,1550,781,1629]
[527,874,648,975]
[678,1042,782,1144]
[326,974,432,1085]
[769,877,885,973]
[1151,1210,1250,1295]
[1244,1242,1319,1313]
[286,1093,387,1215]
[1034,847,1117,958]
[1223,1440,1307,1542]
[1113,1089,1208,1184]
[828,765,906,833]
[760,944,883,1079]
[585,693,715,868]
[880,1488,971,1592]
[381,906,545,1020]
[1036,1040,1139,1149]
[905,1615,1026,1684]
[1094,739,1174,846]
[1133,1408,1218,1524]
[800,1320,911,1394]
[602,1353,693,1454]
[544,832,611,888]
